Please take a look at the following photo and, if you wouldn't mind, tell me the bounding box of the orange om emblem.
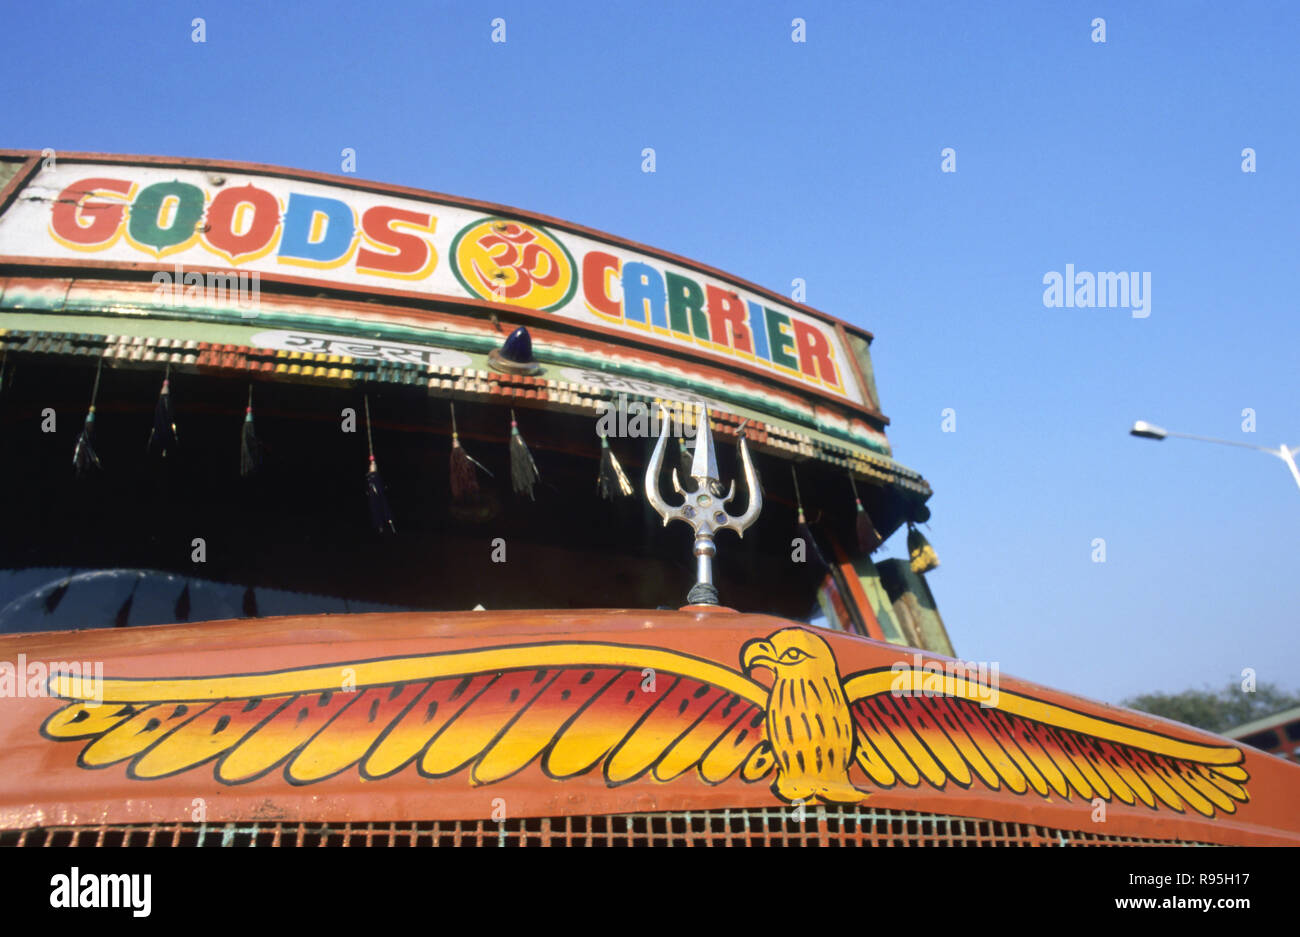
[452,217,576,311]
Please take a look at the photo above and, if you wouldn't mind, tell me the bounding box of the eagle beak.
[741,639,777,675]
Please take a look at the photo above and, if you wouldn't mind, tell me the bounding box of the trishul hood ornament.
[645,404,762,606]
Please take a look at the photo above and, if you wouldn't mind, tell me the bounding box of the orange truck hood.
[1,608,1296,845]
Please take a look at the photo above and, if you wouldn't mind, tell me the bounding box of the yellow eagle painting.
[741,630,864,804]
[41,627,1249,817]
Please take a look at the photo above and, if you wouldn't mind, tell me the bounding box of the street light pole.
[1130,421,1300,493]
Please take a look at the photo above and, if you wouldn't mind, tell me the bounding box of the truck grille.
[0,807,1209,846]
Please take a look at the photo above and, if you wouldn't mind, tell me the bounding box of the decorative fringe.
[449,403,492,502]
[73,410,102,476]
[849,475,882,555]
[508,409,539,499]
[173,582,191,622]
[366,457,395,533]
[364,396,396,533]
[908,523,940,573]
[676,436,696,491]
[73,358,104,476]
[240,385,262,477]
[598,433,633,499]
[148,365,178,457]
[792,467,829,570]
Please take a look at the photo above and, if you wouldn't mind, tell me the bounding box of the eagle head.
[740,628,833,680]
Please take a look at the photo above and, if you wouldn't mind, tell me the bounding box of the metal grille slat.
[1,807,1212,847]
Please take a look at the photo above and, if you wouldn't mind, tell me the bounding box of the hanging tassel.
[598,433,633,499]
[792,467,829,570]
[73,358,105,476]
[908,523,940,573]
[0,347,15,398]
[366,458,395,533]
[675,436,697,491]
[449,402,492,502]
[508,409,540,499]
[364,396,396,533]
[173,581,191,622]
[849,475,882,555]
[148,364,178,457]
[240,384,263,477]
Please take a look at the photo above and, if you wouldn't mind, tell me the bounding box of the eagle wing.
[42,642,776,788]
[843,668,1249,818]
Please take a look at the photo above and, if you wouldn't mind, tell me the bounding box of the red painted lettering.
[49,178,133,247]
[792,319,841,388]
[705,285,752,354]
[582,250,622,320]
[357,205,436,277]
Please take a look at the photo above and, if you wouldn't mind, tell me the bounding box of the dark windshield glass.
[0,359,864,633]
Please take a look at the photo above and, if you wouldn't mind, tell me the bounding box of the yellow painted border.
[845,670,1241,766]
[51,643,767,709]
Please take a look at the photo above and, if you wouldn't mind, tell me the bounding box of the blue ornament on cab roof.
[488,326,542,375]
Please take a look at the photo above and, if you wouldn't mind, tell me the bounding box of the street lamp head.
[1130,420,1168,440]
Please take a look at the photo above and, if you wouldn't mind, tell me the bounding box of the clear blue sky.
[3,0,1296,706]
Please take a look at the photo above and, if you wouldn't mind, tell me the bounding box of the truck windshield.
[0,360,852,632]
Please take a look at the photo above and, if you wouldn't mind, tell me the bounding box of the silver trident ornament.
[645,404,762,606]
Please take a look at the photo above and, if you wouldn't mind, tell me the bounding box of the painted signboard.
[0,162,865,406]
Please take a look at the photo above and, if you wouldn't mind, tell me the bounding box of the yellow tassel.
[908,525,939,573]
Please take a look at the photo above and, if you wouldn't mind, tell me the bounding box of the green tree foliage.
[1122,681,1300,735]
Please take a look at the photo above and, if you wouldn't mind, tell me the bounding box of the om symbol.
[452,218,577,312]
